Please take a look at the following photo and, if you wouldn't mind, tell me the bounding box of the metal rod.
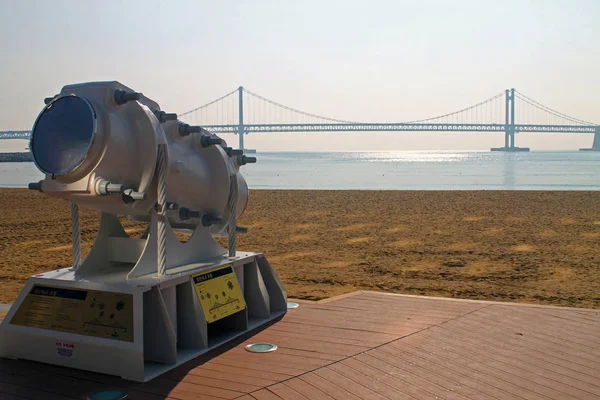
[70,202,82,270]
[227,174,238,257]
[156,144,168,276]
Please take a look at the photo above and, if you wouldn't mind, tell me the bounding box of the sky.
[0,0,598,151]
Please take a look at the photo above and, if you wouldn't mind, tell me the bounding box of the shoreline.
[0,152,32,162]
[0,188,598,308]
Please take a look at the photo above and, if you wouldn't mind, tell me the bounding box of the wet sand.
[0,189,599,308]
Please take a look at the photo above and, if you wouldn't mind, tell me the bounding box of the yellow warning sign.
[192,265,246,323]
[10,285,134,342]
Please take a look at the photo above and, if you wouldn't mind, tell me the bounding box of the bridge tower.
[491,88,530,152]
[237,86,244,150]
[580,126,600,151]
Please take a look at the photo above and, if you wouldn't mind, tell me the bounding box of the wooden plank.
[268,321,396,343]
[359,352,522,400]
[475,306,600,350]
[298,302,471,322]
[282,377,336,400]
[284,305,455,327]
[433,313,600,371]
[205,357,307,377]
[345,354,499,400]
[0,365,109,400]
[342,293,486,313]
[359,352,498,400]
[134,380,232,399]
[313,367,389,400]
[253,323,392,348]
[168,366,276,389]
[381,339,575,400]
[187,361,292,382]
[211,351,326,373]
[0,381,75,400]
[172,372,262,394]
[298,373,362,400]
[326,360,418,400]
[266,383,310,400]
[438,330,600,386]
[376,342,550,400]
[250,388,283,399]
[237,334,369,357]
[441,310,600,363]
[428,324,600,393]
[271,347,343,362]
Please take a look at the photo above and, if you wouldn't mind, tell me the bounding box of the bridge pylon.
[236,86,256,153]
[580,127,600,151]
[491,88,530,152]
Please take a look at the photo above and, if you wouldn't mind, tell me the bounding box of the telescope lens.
[31,95,96,176]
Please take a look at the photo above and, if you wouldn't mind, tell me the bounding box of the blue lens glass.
[31,95,95,175]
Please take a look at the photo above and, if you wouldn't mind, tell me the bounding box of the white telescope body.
[30,81,248,233]
[0,81,287,382]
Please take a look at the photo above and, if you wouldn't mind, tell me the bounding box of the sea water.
[1,151,599,190]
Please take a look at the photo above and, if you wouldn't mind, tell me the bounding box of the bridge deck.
[0,291,599,400]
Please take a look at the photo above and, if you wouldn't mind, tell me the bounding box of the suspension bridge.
[1,87,598,151]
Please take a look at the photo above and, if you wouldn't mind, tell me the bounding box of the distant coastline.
[0,152,33,162]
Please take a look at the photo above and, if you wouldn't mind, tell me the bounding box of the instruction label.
[192,265,246,323]
[55,341,76,359]
[10,285,134,342]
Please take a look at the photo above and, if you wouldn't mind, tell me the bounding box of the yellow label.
[10,285,134,342]
[192,265,246,323]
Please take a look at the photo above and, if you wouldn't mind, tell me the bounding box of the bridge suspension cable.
[242,88,353,124]
[513,90,594,126]
[178,88,238,118]
[406,91,506,125]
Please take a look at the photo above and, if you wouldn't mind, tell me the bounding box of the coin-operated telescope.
[0,81,287,382]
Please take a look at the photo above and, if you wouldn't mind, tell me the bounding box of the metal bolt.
[226,147,244,156]
[178,123,202,137]
[201,214,222,227]
[122,189,146,201]
[97,180,125,195]
[166,202,179,210]
[236,155,257,165]
[200,135,223,147]
[179,207,200,221]
[114,89,141,105]
[28,180,43,192]
[154,110,178,123]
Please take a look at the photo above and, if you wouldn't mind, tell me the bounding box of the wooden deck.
[0,291,599,400]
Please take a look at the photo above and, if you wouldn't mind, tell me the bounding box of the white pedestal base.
[0,252,286,382]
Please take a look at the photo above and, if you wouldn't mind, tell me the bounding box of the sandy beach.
[0,189,598,308]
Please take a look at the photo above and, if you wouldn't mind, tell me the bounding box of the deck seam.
[240,300,494,399]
